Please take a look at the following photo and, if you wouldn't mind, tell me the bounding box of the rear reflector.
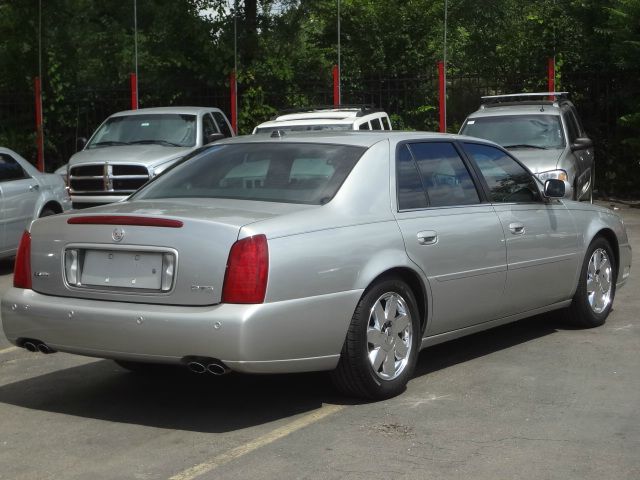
[222,235,269,304]
[14,231,32,289]
[67,216,183,228]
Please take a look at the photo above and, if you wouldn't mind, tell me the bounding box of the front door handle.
[509,222,525,235]
[417,230,438,245]
[29,184,40,191]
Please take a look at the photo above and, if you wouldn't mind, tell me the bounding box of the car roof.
[215,131,491,149]
[274,110,385,121]
[110,106,221,117]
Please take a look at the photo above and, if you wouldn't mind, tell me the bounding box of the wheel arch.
[39,200,63,216]
[363,267,429,335]
[591,227,620,274]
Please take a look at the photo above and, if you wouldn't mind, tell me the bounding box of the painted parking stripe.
[169,403,344,480]
[0,346,18,355]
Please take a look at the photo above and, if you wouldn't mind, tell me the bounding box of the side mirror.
[571,137,593,151]
[544,179,566,198]
[76,137,87,151]
[205,132,225,144]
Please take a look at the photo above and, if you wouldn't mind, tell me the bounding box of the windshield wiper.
[503,144,549,150]
[128,140,182,147]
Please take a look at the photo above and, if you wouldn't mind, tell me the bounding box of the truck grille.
[69,164,150,194]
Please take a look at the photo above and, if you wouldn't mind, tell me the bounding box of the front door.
[462,142,579,315]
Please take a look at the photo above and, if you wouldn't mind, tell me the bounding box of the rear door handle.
[417,230,438,245]
[509,222,525,235]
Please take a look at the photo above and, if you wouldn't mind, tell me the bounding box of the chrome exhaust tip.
[37,343,54,354]
[23,341,37,352]
[207,362,230,376]
[187,362,207,374]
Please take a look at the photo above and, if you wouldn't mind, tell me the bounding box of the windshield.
[87,114,197,148]
[133,142,366,205]
[460,114,565,150]
[254,124,351,134]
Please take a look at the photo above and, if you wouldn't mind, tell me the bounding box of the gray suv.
[459,92,594,201]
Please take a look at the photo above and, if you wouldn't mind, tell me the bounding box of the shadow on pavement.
[0,313,558,432]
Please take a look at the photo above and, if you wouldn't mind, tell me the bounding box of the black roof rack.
[480,92,570,108]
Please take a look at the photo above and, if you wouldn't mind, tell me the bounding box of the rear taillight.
[222,234,268,304]
[14,231,32,289]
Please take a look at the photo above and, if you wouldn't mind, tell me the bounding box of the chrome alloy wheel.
[367,292,413,380]
[586,247,613,314]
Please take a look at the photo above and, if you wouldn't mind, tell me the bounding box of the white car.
[0,147,71,258]
[253,106,392,134]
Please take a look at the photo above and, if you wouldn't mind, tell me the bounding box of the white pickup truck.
[63,106,234,209]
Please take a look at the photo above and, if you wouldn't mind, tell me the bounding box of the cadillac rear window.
[133,143,366,205]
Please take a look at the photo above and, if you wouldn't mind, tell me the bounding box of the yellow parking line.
[169,403,344,480]
[0,346,18,355]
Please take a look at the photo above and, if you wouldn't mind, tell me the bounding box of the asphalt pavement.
[0,202,638,480]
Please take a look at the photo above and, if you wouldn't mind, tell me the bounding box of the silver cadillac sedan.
[1,132,632,399]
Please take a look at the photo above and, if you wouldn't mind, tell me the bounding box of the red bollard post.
[548,57,555,100]
[230,70,237,134]
[438,61,446,133]
[332,65,340,107]
[34,76,44,172]
[130,73,138,110]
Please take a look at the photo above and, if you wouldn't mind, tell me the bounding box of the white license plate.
[81,250,163,290]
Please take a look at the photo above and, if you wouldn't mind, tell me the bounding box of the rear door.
[393,141,507,335]
[462,142,579,315]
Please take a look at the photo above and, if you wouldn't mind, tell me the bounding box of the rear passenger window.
[396,145,428,210]
[408,142,480,207]
[463,143,541,203]
[358,122,370,130]
[382,117,391,130]
[370,118,382,130]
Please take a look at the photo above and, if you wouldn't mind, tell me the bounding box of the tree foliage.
[0,0,638,194]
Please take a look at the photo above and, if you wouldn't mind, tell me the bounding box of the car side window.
[370,118,382,130]
[212,111,233,137]
[563,111,579,143]
[202,114,219,143]
[463,143,541,203]
[358,122,370,130]
[381,116,391,130]
[408,142,480,207]
[0,153,29,181]
[396,144,428,210]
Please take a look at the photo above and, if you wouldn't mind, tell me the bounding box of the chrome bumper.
[1,288,362,373]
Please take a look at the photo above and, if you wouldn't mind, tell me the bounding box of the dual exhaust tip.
[184,357,230,376]
[22,340,55,354]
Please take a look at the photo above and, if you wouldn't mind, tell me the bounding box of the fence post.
[332,65,340,106]
[548,57,555,98]
[34,76,44,172]
[130,73,138,110]
[438,61,446,133]
[230,70,237,134]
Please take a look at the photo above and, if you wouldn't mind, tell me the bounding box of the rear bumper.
[1,288,362,373]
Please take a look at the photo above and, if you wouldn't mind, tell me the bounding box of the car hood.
[506,148,564,174]
[68,145,194,167]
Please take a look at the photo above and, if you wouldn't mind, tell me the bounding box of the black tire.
[38,207,56,218]
[330,277,421,400]
[566,237,616,328]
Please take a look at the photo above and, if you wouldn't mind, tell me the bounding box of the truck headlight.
[537,169,568,183]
